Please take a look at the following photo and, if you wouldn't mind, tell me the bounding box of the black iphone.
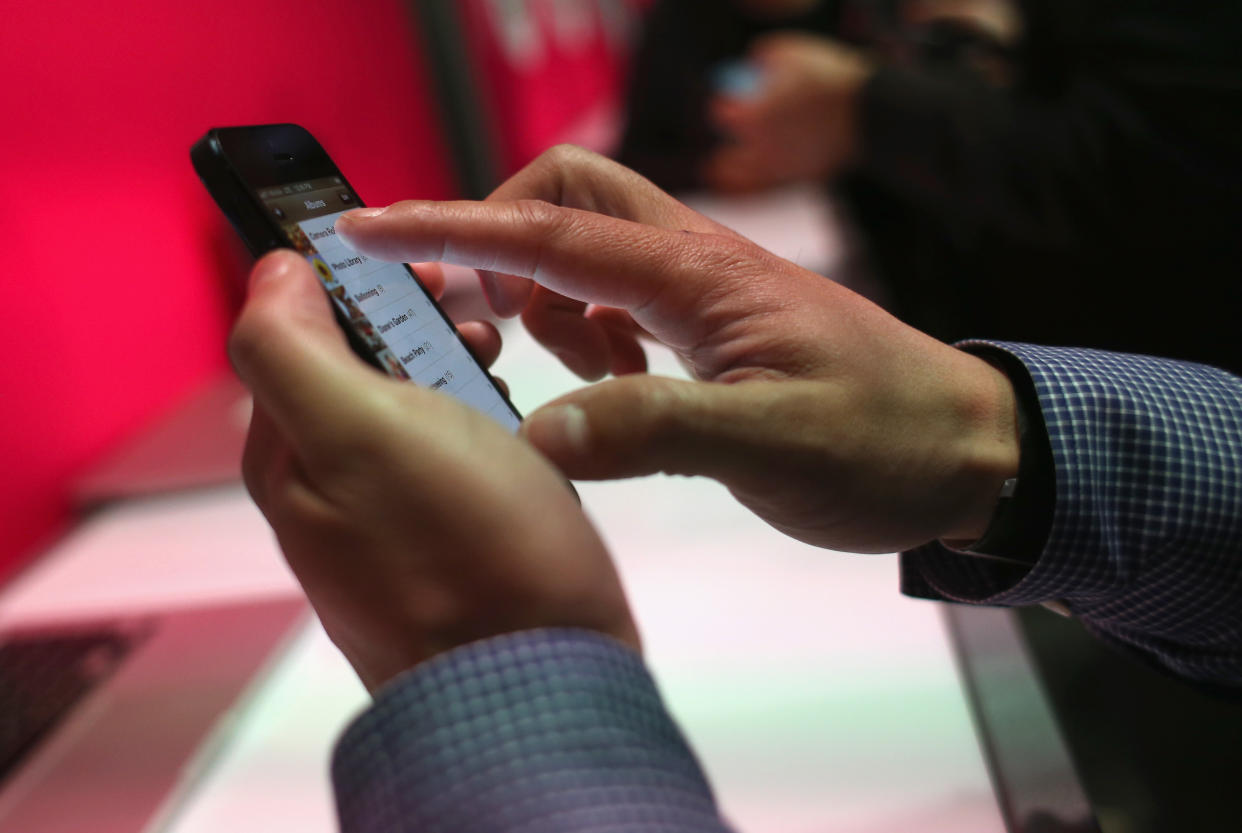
[191,124,522,432]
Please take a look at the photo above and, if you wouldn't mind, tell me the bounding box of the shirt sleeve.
[855,63,1129,256]
[331,629,731,833]
[902,342,1242,688]
[611,0,726,192]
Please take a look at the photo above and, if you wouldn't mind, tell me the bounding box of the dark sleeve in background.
[846,0,1242,372]
[612,0,735,191]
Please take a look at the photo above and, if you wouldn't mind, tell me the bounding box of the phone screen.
[255,177,521,432]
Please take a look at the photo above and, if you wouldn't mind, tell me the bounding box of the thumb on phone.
[230,250,376,459]
[519,375,792,483]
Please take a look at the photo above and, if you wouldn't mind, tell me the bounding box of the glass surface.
[259,180,520,432]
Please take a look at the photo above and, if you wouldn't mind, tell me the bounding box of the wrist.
[943,344,1057,562]
[938,353,1022,544]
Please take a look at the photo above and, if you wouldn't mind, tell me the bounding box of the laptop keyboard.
[0,627,143,785]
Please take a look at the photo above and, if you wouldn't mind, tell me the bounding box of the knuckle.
[541,143,590,169]
[628,378,687,441]
[510,200,578,260]
[692,234,784,303]
[536,144,619,196]
[618,380,706,477]
[227,317,266,376]
[699,232,767,271]
[385,198,422,215]
[240,437,285,516]
[647,232,767,316]
[511,197,563,229]
[239,447,266,506]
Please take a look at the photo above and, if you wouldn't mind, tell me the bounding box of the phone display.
[192,125,521,432]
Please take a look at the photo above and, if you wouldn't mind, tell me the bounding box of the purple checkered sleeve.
[903,342,1242,687]
[332,629,730,833]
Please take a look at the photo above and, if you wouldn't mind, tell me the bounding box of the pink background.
[0,0,456,581]
[1,0,637,582]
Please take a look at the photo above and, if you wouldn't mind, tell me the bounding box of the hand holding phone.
[231,249,639,691]
[192,124,520,431]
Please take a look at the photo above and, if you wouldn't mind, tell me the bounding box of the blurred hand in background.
[704,33,873,192]
[901,0,1020,45]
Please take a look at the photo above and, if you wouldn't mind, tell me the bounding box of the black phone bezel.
[190,124,522,425]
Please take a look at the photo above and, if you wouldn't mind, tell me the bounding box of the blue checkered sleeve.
[332,629,729,833]
[902,343,1242,687]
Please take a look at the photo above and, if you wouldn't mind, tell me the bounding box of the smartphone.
[191,124,521,432]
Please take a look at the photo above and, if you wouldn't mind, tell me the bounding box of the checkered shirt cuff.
[332,629,728,833]
[903,343,1242,686]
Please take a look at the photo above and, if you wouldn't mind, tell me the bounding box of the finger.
[409,262,445,300]
[520,374,780,482]
[482,147,715,317]
[335,199,771,349]
[488,145,725,233]
[587,307,648,376]
[366,146,741,318]
[516,294,647,380]
[455,320,503,368]
[520,285,611,380]
[584,305,647,338]
[229,250,378,456]
[477,269,533,318]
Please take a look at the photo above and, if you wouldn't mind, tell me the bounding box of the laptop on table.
[0,373,308,832]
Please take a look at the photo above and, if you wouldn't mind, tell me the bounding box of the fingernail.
[478,269,499,299]
[524,404,591,459]
[335,209,386,251]
[479,270,523,318]
[250,251,292,290]
[339,206,388,221]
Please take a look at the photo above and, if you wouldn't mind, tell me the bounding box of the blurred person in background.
[616,0,851,191]
[616,0,1242,374]
[617,0,1017,191]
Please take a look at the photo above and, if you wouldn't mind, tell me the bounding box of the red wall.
[0,0,455,581]
[461,0,638,174]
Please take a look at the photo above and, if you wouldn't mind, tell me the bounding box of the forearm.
[612,0,720,193]
[853,64,1124,253]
